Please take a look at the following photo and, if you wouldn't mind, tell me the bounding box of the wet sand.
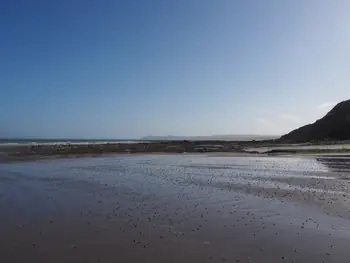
[1,155,350,262]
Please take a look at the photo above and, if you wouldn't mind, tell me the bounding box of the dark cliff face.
[281,99,350,142]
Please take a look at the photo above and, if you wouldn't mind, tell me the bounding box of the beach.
[1,154,350,262]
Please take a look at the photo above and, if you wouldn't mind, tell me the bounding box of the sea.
[0,138,143,146]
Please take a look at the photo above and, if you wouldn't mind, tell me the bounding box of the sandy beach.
[1,154,350,262]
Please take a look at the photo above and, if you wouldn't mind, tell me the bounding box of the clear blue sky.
[1,0,350,139]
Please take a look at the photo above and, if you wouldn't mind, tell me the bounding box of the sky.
[1,0,350,139]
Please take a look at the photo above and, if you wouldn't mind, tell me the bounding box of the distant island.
[281,99,350,142]
[141,134,279,141]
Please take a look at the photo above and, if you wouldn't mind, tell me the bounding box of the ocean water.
[0,138,143,146]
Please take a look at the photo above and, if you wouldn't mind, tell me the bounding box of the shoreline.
[2,140,350,163]
[0,141,257,163]
[0,151,269,164]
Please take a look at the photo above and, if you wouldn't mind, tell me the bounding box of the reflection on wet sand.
[1,155,350,262]
[317,157,350,173]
